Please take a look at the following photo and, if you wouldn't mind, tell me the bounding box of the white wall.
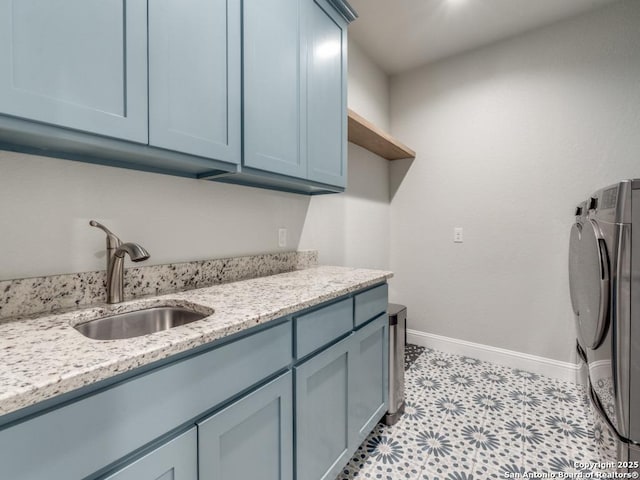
[0,151,310,280]
[299,38,391,269]
[389,0,640,362]
[299,143,390,269]
[346,38,390,131]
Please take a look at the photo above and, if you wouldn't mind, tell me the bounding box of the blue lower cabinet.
[295,335,354,480]
[350,314,389,450]
[102,429,197,480]
[198,372,293,480]
[294,301,389,480]
[0,285,387,480]
[0,320,291,480]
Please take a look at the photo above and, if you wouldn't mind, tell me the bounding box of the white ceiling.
[347,0,621,74]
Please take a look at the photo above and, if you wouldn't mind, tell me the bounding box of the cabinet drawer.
[354,284,388,327]
[295,298,352,359]
[0,320,292,480]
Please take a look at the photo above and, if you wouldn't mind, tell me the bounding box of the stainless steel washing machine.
[569,180,640,471]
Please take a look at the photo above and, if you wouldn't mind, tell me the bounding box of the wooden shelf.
[347,109,416,160]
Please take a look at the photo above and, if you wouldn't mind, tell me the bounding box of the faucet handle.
[89,220,122,250]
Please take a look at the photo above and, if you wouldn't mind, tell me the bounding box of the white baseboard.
[407,329,584,384]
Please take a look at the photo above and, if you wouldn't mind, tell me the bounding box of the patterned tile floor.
[337,346,617,479]
[404,344,425,370]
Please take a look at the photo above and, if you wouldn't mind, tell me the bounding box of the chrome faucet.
[89,220,150,304]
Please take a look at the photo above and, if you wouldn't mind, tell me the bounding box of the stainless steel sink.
[74,306,208,340]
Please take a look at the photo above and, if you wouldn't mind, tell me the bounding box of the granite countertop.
[0,266,392,417]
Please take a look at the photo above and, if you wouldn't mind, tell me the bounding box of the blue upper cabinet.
[243,0,304,179]
[305,0,348,188]
[234,0,354,192]
[0,0,356,194]
[148,0,241,164]
[0,0,148,143]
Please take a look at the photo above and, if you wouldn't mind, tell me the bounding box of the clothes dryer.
[569,180,640,471]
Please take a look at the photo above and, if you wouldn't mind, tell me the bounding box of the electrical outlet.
[278,228,287,248]
[454,227,463,243]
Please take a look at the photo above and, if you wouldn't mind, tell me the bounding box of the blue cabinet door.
[102,429,197,480]
[243,0,305,179]
[243,0,347,188]
[148,0,240,163]
[295,335,354,480]
[350,313,389,450]
[0,0,148,143]
[198,372,293,480]
[304,0,348,188]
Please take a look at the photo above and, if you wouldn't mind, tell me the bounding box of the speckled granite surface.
[0,250,318,320]
[0,265,391,417]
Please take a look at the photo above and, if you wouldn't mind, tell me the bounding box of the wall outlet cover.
[278,228,287,248]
